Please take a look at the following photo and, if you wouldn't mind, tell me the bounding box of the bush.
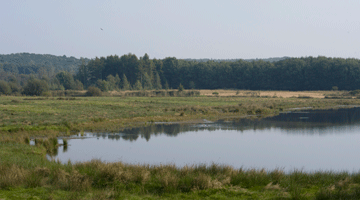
[86,86,102,96]
[350,90,360,96]
[0,81,11,95]
[55,71,75,90]
[22,79,49,96]
[73,80,84,90]
[178,83,184,92]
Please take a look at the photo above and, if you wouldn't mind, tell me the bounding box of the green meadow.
[2,94,360,199]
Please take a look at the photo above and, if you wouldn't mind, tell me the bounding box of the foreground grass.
[2,142,360,199]
[2,94,360,199]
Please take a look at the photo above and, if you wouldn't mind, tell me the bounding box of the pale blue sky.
[1,0,360,59]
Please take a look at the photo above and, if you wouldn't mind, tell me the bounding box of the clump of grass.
[86,86,102,96]
[11,99,21,103]
[212,92,219,96]
[92,117,106,122]
[34,138,43,146]
[0,164,28,189]
[50,137,58,147]
[298,95,313,99]
[24,136,30,144]
[63,138,68,147]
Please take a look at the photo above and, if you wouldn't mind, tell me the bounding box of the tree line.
[76,54,360,91]
[1,53,360,96]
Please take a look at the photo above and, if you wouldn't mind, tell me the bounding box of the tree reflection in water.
[89,107,360,142]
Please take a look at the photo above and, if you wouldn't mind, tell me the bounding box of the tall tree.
[55,71,75,90]
[153,72,162,90]
[122,74,131,90]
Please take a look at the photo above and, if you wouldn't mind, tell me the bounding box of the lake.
[51,107,360,172]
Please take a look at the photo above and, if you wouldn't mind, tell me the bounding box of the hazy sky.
[1,0,360,59]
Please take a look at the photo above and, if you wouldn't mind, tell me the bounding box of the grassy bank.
[2,142,360,199]
[1,94,359,134]
[2,94,360,199]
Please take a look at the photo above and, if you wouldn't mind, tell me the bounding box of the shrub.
[350,90,360,96]
[73,80,84,90]
[55,71,75,90]
[178,83,184,92]
[96,79,109,91]
[22,79,49,96]
[133,80,143,90]
[8,82,21,93]
[86,86,102,96]
[0,80,11,95]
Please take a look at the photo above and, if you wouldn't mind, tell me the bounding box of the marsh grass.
[3,141,360,199]
[2,94,360,198]
[62,138,68,147]
[1,95,359,133]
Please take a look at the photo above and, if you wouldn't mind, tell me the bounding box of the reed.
[62,138,68,147]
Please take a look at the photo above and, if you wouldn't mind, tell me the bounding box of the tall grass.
[2,95,360,198]
[1,95,358,133]
[3,141,360,198]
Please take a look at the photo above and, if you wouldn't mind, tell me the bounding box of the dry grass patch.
[199,89,346,98]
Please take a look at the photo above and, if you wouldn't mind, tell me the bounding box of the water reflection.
[89,107,360,142]
[50,107,360,171]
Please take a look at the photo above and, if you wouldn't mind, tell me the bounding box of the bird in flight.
[100,28,103,30]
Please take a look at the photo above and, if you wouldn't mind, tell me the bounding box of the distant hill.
[182,56,290,63]
[0,53,90,75]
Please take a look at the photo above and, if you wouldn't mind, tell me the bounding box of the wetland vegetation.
[2,93,360,199]
[3,50,360,199]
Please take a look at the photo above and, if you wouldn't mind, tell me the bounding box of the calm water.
[51,107,360,172]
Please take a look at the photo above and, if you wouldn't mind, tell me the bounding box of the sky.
[1,0,360,60]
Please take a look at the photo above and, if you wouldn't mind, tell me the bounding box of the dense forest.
[183,56,289,63]
[0,53,89,82]
[1,52,360,96]
[76,54,360,91]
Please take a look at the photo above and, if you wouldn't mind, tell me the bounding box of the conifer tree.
[133,80,143,90]
[143,72,153,90]
[153,72,162,90]
[122,74,131,90]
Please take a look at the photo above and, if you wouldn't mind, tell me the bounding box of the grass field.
[1,91,360,199]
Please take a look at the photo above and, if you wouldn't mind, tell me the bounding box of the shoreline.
[2,95,360,199]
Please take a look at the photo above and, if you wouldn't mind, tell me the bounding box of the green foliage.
[72,80,84,90]
[86,86,102,96]
[153,72,162,90]
[0,80,11,95]
[133,80,143,90]
[212,92,219,96]
[122,74,131,90]
[22,78,49,96]
[178,83,184,92]
[164,81,169,90]
[189,81,195,89]
[105,74,118,91]
[96,79,109,92]
[55,71,75,90]
[142,72,153,90]
[8,82,21,94]
[350,90,360,96]
[74,54,360,91]
[0,53,89,75]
